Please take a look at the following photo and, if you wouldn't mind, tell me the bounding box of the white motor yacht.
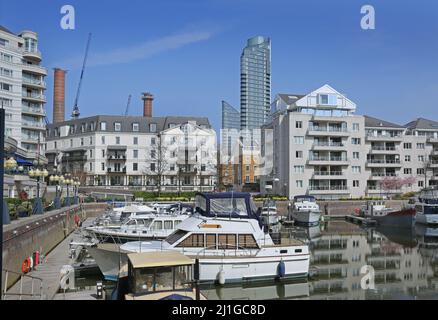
[90,192,310,284]
[415,188,438,226]
[260,200,280,226]
[291,196,321,225]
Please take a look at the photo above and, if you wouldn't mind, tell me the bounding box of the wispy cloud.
[54,30,215,69]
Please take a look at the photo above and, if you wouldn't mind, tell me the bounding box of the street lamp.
[29,166,48,215]
[50,175,63,209]
[64,174,72,207]
[73,178,80,204]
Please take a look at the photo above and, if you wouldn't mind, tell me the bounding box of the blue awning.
[16,157,34,166]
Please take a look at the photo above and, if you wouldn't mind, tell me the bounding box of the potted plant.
[8,204,17,221]
[17,205,29,218]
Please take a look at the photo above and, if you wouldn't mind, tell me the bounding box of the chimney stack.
[53,68,66,123]
[142,92,154,117]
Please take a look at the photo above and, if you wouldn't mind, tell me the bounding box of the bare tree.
[420,156,432,189]
[143,134,170,197]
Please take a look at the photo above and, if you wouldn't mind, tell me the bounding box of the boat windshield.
[210,197,248,216]
[195,195,207,212]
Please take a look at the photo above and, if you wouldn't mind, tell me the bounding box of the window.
[149,123,157,133]
[102,149,105,157]
[151,150,156,159]
[133,137,138,145]
[114,122,121,131]
[353,180,360,188]
[218,234,237,250]
[404,143,412,149]
[296,121,302,129]
[206,234,216,249]
[0,82,11,91]
[164,221,173,230]
[89,137,93,145]
[296,151,303,158]
[170,164,175,171]
[101,136,105,145]
[177,234,204,247]
[353,152,360,160]
[100,122,107,131]
[89,163,92,171]
[116,137,120,144]
[89,150,93,158]
[353,123,360,132]
[0,38,9,46]
[296,180,303,188]
[405,155,411,162]
[238,234,258,249]
[80,138,84,146]
[167,230,189,245]
[151,137,156,145]
[294,136,304,144]
[101,163,105,171]
[245,176,250,183]
[417,143,425,149]
[70,139,73,147]
[294,165,304,173]
[352,166,361,173]
[133,163,138,171]
[133,150,138,158]
[150,163,156,172]
[404,168,412,174]
[132,123,139,132]
[352,138,361,145]
[419,181,424,187]
[417,168,424,175]
[245,165,250,171]
[151,221,163,230]
[318,94,337,105]
[418,155,425,162]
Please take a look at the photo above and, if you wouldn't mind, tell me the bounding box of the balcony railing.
[371,173,397,177]
[367,159,401,164]
[107,155,126,160]
[309,156,348,162]
[309,127,348,133]
[309,186,349,191]
[22,92,46,100]
[313,142,344,147]
[22,77,46,87]
[313,171,344,176]
[366,134,402,139]
[21,135,39,142]
[22,121,45,128]
[22,105,45,114]
[371,146,396,151]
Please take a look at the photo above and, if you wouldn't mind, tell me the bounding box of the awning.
[16,157,34,166]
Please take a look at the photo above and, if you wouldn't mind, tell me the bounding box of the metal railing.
[22,78,45,87]
[371,146,396,151]
[313,142,344,147]
[308,127,348,133]
[313,171,343,176]
[2,269,44,300]
[309,157,348,162]
[367,159,401,164]
[22,92,46,100]
[309,186,349,191]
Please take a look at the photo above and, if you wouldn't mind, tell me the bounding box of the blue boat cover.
[159,294,194,300]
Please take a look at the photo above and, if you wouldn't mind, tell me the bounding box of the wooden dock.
[345,215,377,226]
[4,219,94,300]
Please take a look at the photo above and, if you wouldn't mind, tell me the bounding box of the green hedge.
[133,192,197,202]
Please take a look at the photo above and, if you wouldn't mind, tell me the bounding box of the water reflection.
[202,221,438,300]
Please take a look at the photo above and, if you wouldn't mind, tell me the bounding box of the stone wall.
[2,203,107,289]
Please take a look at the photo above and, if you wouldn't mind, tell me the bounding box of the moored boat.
[291,196,321,225]
[361,200,416,228]
[415,188,438,226]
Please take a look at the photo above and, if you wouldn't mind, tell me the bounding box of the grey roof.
[277,94,305,105]
[405,118,438,130]
[0,25,14,35]
[46,115,211,139]
[364,115,405,129]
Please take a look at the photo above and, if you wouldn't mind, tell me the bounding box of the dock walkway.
[4,219,94,300]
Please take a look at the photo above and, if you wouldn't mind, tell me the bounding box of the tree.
[420,157,432,189]
[143,134,170,197]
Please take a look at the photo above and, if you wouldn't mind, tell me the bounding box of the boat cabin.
[124,251,198,300]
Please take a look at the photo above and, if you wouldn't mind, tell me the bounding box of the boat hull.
[87,245,129,281]
[291,210,321,225]
[365,208,416,228]
[416,213,438,226]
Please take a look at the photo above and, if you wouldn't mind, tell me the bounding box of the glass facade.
[240,36,271,130]
[222,101,240,130]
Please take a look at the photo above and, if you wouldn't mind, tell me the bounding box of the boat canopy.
[127,251,194,269]
[194,192,261,221]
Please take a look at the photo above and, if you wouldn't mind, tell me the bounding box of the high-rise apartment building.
[240,36,271,130]
[0,26,47,153]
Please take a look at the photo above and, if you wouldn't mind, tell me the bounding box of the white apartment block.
[45,115,217,192]
[0,26,47,154]
[262,84,438,200]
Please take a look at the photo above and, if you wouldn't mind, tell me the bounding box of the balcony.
[366,186,401,194]
[22,77,46,88]
[107,167,127,174]
[366,159,402,168]
[22,105,45,116]
[62,154,87,162]
[23,49,42,61]
[107,154,127,161]
[22,120,45,130]
[427,138,438,144]
[431,161,438,168]
[308,186,350,194]
[366,134,403,142]
[21,63,48,76]
[312,142,346,151]
[307,127,349,137]
[21,135,39,144]
[313,171,344,179]
[308,156,349,166]
[369,173,397,180]
[22,92,46,102]
[369,146,399,155]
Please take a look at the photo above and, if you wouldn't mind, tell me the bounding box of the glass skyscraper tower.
[240,36,271,130]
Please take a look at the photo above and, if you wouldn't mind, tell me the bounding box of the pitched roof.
[364,115,405,129]
[277,94,305,105]
[405,118,438,130]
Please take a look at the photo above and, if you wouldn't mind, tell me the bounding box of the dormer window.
[132,123,139,132]
[114,122,121,131]
[318,94,337,106]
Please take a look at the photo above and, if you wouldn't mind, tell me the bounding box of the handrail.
[2,269,44,300]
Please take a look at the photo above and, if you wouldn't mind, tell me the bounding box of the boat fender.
[217,269,226,286]
[277,260,286,278]
[22,257,31,274]
[29,256,34,270]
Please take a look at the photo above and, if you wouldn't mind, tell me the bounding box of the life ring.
[22,257,32,274]
[354,208,361,216]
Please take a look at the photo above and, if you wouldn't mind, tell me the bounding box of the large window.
[218,234,237,250]
[100,122,107,131]
[177,234,204,247]
[166,230,188,245]
[238,234,258,249]
[114,122,121,131]
[149,123,157,133]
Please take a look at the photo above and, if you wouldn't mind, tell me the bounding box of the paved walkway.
[4,219,93,300]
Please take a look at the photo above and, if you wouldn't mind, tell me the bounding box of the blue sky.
[1,0,437,132]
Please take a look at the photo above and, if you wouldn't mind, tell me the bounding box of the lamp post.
[64,173,73,207]
[73,178,80,204]
[28,164,48,215]
[50,175,63,209]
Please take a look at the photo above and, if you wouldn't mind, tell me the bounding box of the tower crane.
[124,94,132,116]
[71,33,92,119]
